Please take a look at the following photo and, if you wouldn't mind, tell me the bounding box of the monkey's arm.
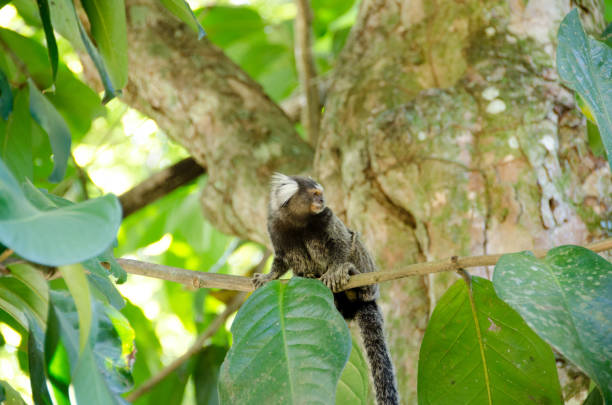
[252,256,288,288]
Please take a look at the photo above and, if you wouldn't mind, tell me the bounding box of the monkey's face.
[308,188,325,214]
[288,186,325,217]
[269,173,326,219]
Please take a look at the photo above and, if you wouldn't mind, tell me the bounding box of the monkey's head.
[269,173,325,219]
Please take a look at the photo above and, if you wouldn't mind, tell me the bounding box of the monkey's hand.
[321,263,355,292]
[252,272,275,289]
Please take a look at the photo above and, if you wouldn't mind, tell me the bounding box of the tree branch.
[117,238,612,292]
[117,0,313,244]
[294,0,321,145]
[125,292,246,402]
[124,253,271,402]
[118,157,205,218]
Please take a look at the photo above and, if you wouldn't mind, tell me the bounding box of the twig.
[71,153,90,200]
[117,258,254,291]
[294,0,320,145]
[0,249,14,263]
[117,238,612,292]
[118,157,206,218]
[125,292,246,402]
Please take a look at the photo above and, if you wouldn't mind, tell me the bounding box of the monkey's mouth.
[311,201,324,213]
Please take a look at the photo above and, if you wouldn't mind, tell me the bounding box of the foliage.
[418,277,562,405]
[557,9,612,169]
[0,1,610,405]
[494,247,612,404]
[218,278,351,404]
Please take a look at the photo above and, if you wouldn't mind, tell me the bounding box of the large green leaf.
[35,0,58,82]
[46,0,116,102]
[0,159,122,266]
[0,89,33,181]
[418,277,562,405]
[336,335,369,405]
[493,246,612,404]
[557,9,612,168]
[194,345,227,405]
[219,277,351,405]
[0,28,104,139]
[160,0,205,39]
[59,265,92,352]
[0,67,12,119]
[26,312,53,405]
[28,79,71,182]
[81,0,128,89]
[48,291,133,405]
[0,265,49,328]
[0,263,52,404]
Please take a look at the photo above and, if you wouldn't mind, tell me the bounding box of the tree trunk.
[117,0,610,402]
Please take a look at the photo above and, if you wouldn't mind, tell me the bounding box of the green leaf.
[26,312,53,405]
[160,0,205,39]
[0,27,50,87]
[1,89,33,181]
[418,277,562,405]
[0,160,122,266]
[59,265,92,352]
[8,263,49,323]
[197,6,263,47]
[493,246,612,404]
[12,0,42,28]
[48,0,117,102]
[48,291,133,405]
[85,247,127,284]
[35,0,59,82]
[0,268,48,327]
[0,380,28,405]
[46,66,106,141]
[587,120,606,158]
[219,277,351,405]
[584,387,604,405]
[27,79,71,182]
[336,335,369,405]
[0,67,12,120]
[557,9,612,168]
[45,303,71,405]
[193,345,227,405]
[80,0,128,89]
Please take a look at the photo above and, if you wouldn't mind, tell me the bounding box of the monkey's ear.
[270,173,298,211]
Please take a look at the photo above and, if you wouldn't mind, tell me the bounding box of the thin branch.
[118,157,205,218]
[118,238,612,292]
[71,153,90,200]
[117,258,254,291]
[0,249,14,263]
[294,0,321,145]
[125,292,246,402]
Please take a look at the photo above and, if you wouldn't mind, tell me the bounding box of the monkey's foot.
[252,273,273,289]
[321,264,352,292]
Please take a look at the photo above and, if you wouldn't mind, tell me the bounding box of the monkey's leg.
[321,263,356,292]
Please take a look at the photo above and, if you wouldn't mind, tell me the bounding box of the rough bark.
[111,0,611,402]
[121,0,313,245]
[316,0,610,401]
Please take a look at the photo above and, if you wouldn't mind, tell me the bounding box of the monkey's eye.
[311,189,322,197]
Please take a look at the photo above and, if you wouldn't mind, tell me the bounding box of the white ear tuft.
[270,173,298,211]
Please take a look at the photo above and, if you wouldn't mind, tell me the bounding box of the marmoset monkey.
[253,173,399,405]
